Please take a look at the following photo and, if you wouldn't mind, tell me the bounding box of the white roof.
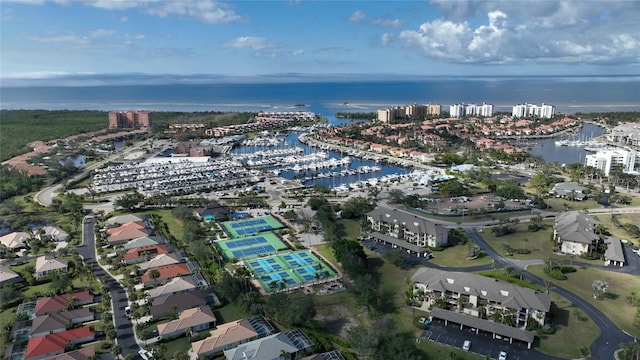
[146,276,197,299]
[0,232,30,249]
[0,265,20,284]
[35,255,68,273]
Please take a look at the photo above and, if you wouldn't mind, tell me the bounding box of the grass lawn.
[591,213,640,246]
[543,197,606,212]
[23,282,55,298]
[213,302,251,324]
[0,308,17,354]
[535,293,600,359]
[429,244,493,268]
[315,243,341,273]
[138,209,184,241]
[480,220,557,260]
[528,265,640,337]
[337,219,361,241]
[158,337,190,359]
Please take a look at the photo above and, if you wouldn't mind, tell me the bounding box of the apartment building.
[449,103,494,118]
[511,103,555,119]
[366,207,448,254]
[411,268,550,349]
[108,110,152,129]
[378,104,442,122]
[584,148,638,176]
[606,123,640,146]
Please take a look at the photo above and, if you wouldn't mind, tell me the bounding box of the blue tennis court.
[221,216,285,238]
[281,252,316,267]
[248,258,284,274]
[230,219,267,228]
[225,236,268,249]
[231,245,276,259]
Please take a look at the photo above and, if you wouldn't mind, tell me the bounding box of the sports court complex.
[245,250,336,292]
[215,232,289,261]
[220,215,285,238]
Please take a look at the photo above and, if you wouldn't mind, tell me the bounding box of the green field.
[0,110,107,161]
[480,220,558,261]
[591,213,640,246]
[528,265,640,337]
[429,244,493,268]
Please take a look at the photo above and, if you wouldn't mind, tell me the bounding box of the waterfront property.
[215,232,289,261]
[411,267,551,349]
[366,206,448,254]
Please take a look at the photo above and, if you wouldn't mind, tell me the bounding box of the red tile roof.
[123,244,169,261]
[34,292,94,316]
[141,263,191,284]
[25,327,95,359]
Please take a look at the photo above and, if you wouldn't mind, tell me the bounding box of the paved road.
[79,216,141,357]
[466,228,634,360]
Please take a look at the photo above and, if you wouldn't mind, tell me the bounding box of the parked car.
[138,349,155,360]
[463,340,471,351]
[499,351,508,360]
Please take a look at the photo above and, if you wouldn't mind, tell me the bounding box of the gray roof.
[0,265,21,284]
[604,237,626,263]
[150,290,206,318]
[224,329,313,360]
[370,232,427,253]
[366,207,448,237]
[146,276,198,300]
[411,267,551,312]
[123,236,166,251]
[31,308,93,334]
[554,211,599,245]
[299,351,346,360]
[550,183,586,200]
[430,308,535,344]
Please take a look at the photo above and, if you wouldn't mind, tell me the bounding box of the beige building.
[35,254,68,279]
[108,110,152,129]
[157,306,217,339]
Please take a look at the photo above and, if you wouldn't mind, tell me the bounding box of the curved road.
[465,228,633,360]
[80,216,141,357]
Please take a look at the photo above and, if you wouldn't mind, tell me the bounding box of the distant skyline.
[1,0,639,86]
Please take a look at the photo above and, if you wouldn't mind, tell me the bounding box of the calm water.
[528,123,606,164]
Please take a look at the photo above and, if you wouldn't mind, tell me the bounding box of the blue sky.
[1,0,639,85]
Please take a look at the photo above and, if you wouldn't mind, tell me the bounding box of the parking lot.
[421,319,553,360]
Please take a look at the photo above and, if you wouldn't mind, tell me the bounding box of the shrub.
[537,325,556,335]
[549,269,568,280]
[559,266,577,274]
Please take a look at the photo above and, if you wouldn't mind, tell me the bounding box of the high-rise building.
[512,103,555,119]
[108,110,152,129]
[449,103,493,118]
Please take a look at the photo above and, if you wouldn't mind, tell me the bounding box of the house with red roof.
[122,244,169,264]
[107,221,151,245]
[25,326,95,360]
[34,292,94,316]
[141,263,192,288]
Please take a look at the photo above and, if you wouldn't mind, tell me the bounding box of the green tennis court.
[221,215,285,238]
[215,232,288,260]
[245,250,336,292]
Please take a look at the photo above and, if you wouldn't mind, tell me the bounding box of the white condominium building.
[449,103,493,118]
[585,148,638,176]
[512,103,555,119]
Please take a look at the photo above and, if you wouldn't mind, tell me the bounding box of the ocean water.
[2,77,639,120]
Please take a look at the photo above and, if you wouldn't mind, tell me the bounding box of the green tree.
[388,189,406,204]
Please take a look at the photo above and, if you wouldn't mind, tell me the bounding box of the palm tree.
[149,269,160,286]
[65,296,78,310]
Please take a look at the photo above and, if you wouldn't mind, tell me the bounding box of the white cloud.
[370,17,403,28]
[119,16,128,22]
[28,33,89,45]
[348,10,365,22]
[399,4,640,65]
[222,36,274,50]
[380,33,393,46]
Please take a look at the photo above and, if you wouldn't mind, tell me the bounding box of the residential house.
[106,221,152,246]
[157,305,217,339]
[0,265,21,285]
[0,231,30,251]
[139,253,181,272]
[25,326,95,360]
[366,207,449,254]
[141,263,192,288]
[299,351,346,360]
[549,182,587,201]
[190,317,275,358]
[123,235,166,251]
[35,254,68,280]
[30,308,94,338]
[40,346,95,360]
[35,226,69,242]
[122,244,169,264]
[34,292,94,316]
[105,214,145,226]
[150,290,207,319]
[223,329,313,360]
[146,276,198,300]
[411,268,550,349]
[554,211,601,256]
[195,204,231,222]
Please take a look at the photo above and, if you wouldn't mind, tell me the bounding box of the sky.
[1,0,639,85]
